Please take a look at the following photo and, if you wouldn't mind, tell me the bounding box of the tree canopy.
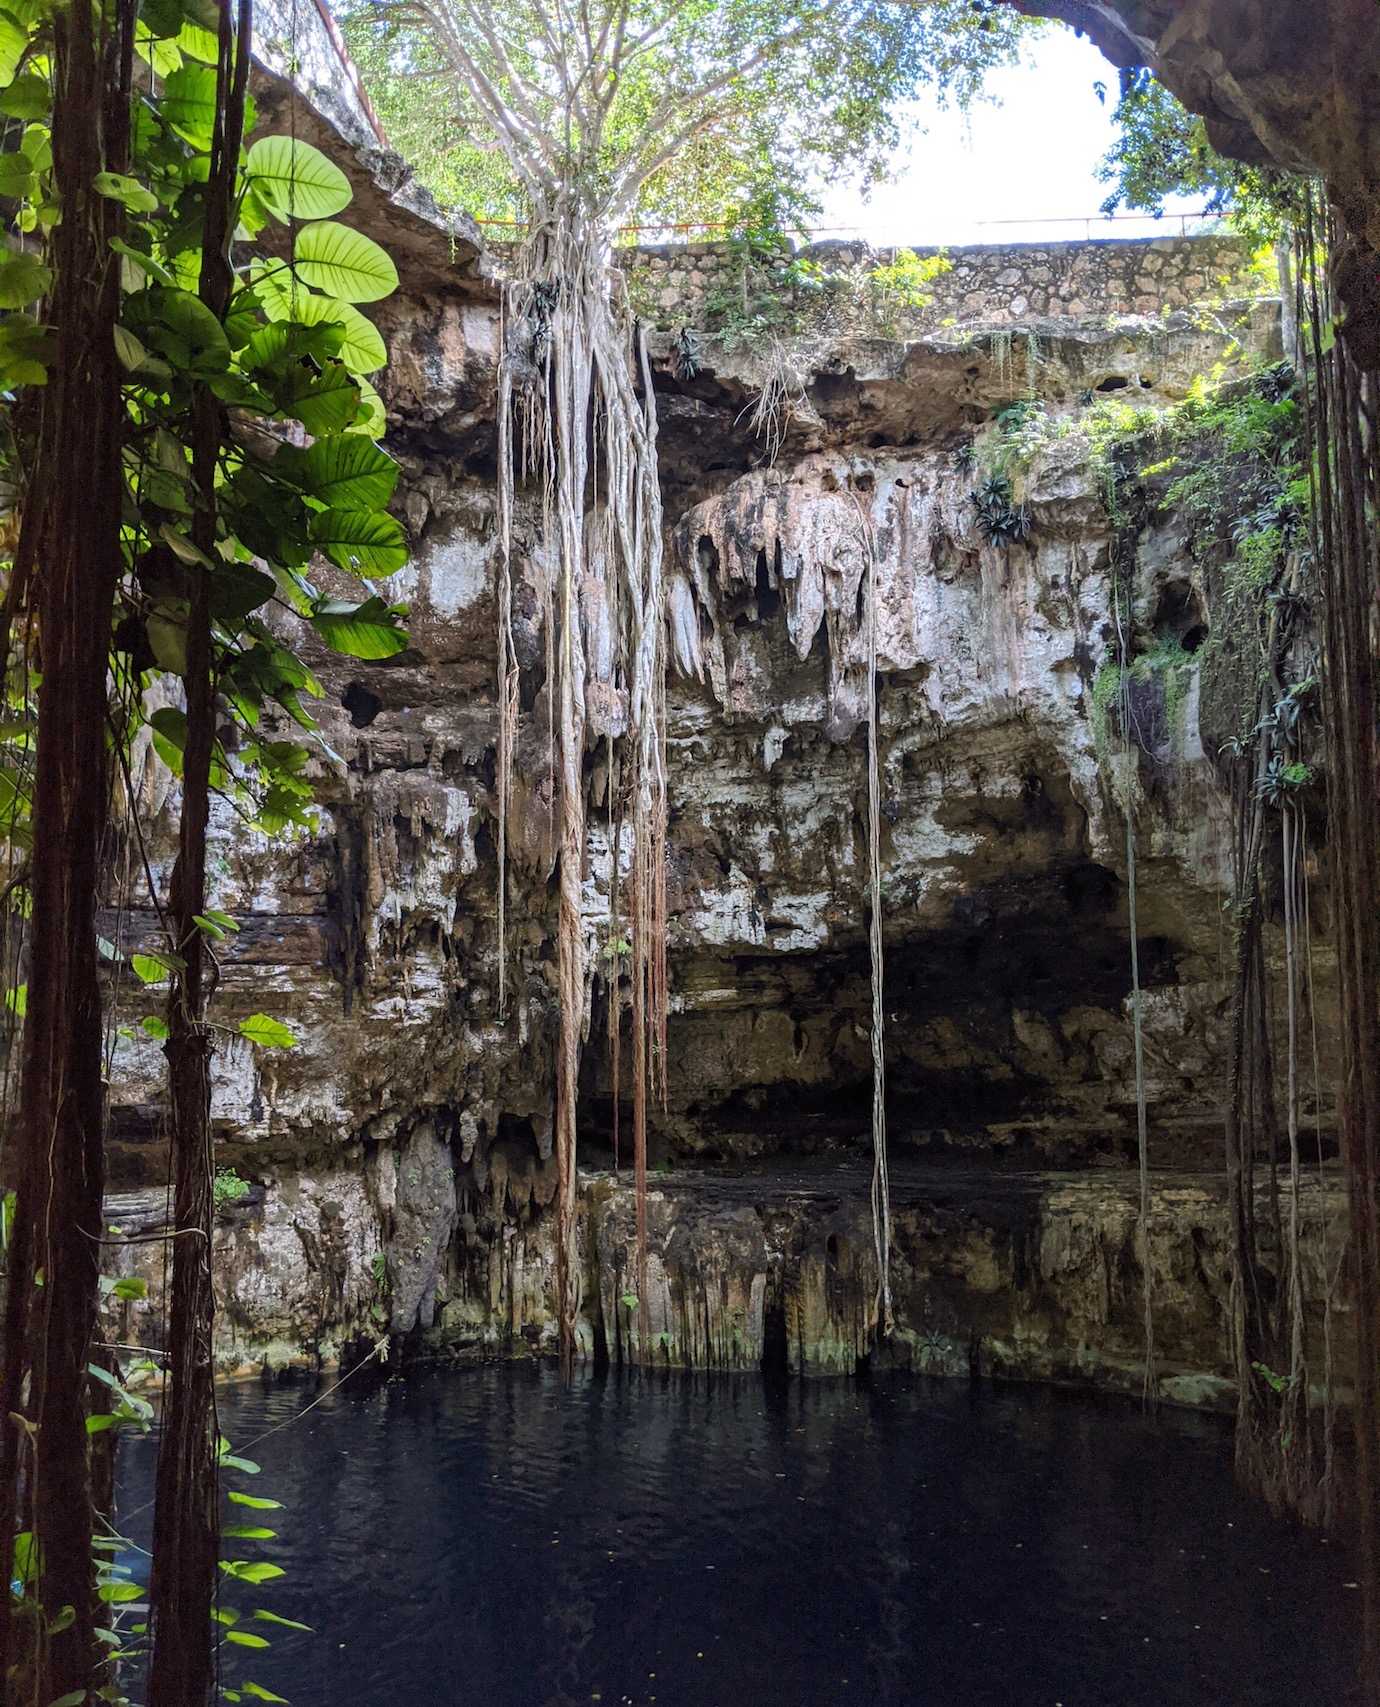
[342,0,1030,232]
[1096,67,1300,246]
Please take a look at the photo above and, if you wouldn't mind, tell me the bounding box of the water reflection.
[118,1366,1359,1706]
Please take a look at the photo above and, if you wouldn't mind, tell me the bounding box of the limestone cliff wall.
[94,81,1349,1399]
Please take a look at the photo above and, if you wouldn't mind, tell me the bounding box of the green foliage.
[238,1012,298,1049]
[1084,359,1314,763]
[0,14,401,1697]
[1096,67,1303,248]
[703,238,953,353]
[214,1167,252,1210]
[969,472,1031,548]
[0,13,412,923]
[341,0,1029,234]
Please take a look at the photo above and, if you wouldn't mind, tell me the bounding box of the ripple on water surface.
[117,1367,1359,1707]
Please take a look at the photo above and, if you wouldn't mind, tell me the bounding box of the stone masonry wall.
[616,233,1265,329]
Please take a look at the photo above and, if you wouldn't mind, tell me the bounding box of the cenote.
[118,1366,1360,1706]
[10,0,1380,1702]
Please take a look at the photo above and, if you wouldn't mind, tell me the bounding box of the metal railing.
[475,209,1225,246]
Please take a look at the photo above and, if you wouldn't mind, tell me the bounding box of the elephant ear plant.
[0,0,406,1699]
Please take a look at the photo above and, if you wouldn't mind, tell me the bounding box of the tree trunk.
[0,0,132,1693]
[147,5,250,1697]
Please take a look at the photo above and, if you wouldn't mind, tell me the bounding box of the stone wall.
[616,233,1266,329]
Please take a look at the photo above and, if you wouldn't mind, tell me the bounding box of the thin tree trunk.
[0,0,133,1692]
[147,4,250,1696]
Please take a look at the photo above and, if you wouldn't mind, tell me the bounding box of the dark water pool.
[118,1367,1359,1706]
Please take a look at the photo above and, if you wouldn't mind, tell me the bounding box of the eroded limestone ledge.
[107,1163,1351,1413]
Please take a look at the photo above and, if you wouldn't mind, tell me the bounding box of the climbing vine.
[0,0,407,1695]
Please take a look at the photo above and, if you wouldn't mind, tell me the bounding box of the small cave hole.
[341,681,382,728]
[1095,375,1130,393]
[1181,623,1208,654]
[755,548,781,620]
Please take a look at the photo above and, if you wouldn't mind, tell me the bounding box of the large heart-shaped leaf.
[309,508,407,574]
[292,434,398,509]
[209,560,276,624]
[245,135,351,221]
[311,596,407,660]
[160,63,217,147]
[276,359,360,436]
[0,75,47,119]
[292,220,398,304]
[238,1012,297,1049]
[0,248,48,308]
[263,289,385,375]
[124,286,230,373]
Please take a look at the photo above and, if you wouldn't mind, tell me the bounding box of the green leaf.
[241,1686,290,1704]
[94,170,158,214]
[98,1580,145,1604]
[242,314,344,372]
[229,1491,283,1510]
[134,15,182,74]
[0,12,28,85]
[160,63,218,147]
[348,375,387,439]
[218,1440,262,1473]
[0,148,34,199]
[13,1529,39,1586]
[213,1606,241,1627]
[147,603,190,675]
[208,560,276,624]
[226,1630,271,1648]
[111,1275,148,1300]
[46,1691,87,1706]
[293,220,398,304]
[238,1012,296,1050]
[150,705,188,751]
[311,596,408,660]
[218,1560,284,1585]
[0,72,46,117]
[276,360,360,437]
[131,950,181,985]
[159,524,214,568]
[223,1523,276,1539]
[0,249,51,308]
[113,325,167,376]
[125,286,230,374]
[86,1412,119,1435]
[177,18,219,61]
[309,508,407,575]
[141,1014,170,1040]
[293,435,398,509]
[5,982,25,1017]
[264,289,385,374]
[246,135,351,221]
[252,1609,311,1631]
